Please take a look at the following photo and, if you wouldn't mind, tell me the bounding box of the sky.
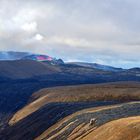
[0,0,140,68]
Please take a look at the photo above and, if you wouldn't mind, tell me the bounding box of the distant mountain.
[0,51,64,64]
[0,51,140,82]
[69,62,123,72]
[128,67,140,73]
[0,51,30,60]
[0,60,61,79]
[22,54,64,65]
[0,59,139,81]
[0,60,112,81]
[22,54,54,61]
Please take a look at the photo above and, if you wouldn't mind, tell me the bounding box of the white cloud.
[34,34,44,41]
[21,22,37,32]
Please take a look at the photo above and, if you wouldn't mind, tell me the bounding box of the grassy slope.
[9,82,140,125]
[82,116,140,140]
[36,102,140,140]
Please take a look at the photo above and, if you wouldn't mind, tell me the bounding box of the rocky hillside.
[36,102,140,140]
[9,82,140,126]
[0,82,140,140]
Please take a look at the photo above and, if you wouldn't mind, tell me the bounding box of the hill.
[68,62,123,72]
[0,59,112,82]
[9,82,140,126]
[0,82,139,140]
[82,116,140,140]
[0,51,63,64]
[35,102,140,140]
[0,60,61,79]
[0,102,140,140]
[0,60,140,83]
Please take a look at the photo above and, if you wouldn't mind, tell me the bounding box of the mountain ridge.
[0,51,140,72]
[0,51,64,64]
[68,62,124,72]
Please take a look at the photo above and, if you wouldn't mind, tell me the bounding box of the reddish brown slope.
[82,116,140,140]
[9,82,140,126]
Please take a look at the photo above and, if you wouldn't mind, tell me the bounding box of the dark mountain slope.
[68,62,123,72]
[0,60,140,83]
[0,60,61,79]
[0,60,106,80]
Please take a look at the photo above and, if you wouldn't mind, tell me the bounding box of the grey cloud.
[0,0,140,68]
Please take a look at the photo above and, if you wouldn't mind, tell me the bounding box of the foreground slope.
[9,82,140,125]
[36,102,140,140]
[0,82,139,140]
[1,102,140,140]
[82,116,140,140]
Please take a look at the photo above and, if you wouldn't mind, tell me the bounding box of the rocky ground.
[36,102,140,140]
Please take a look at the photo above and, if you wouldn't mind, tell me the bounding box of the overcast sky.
[0,0,140,68]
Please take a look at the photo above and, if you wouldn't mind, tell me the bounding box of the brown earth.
[82,116,140,140]
[9,82,140,125]
[35,102,140,140]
